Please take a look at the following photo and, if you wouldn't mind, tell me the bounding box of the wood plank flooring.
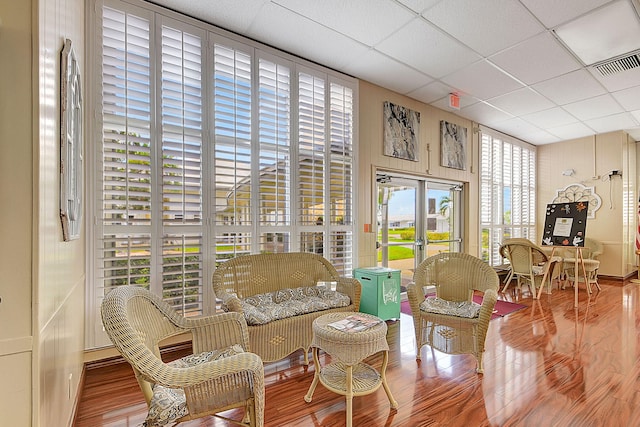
[74,278,640,426]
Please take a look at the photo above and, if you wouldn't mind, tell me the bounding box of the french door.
[376,173,463,288]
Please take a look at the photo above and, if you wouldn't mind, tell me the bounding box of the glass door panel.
[376,173,463,292]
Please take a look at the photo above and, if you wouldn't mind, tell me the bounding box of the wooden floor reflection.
[75,278,640,426]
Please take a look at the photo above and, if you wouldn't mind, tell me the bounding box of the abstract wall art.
[383,101,420,161]
[440,121,467,170]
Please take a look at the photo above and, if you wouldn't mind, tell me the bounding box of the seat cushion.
[419,296,481,318]
[226,286,351,326]
[143,344,245,427]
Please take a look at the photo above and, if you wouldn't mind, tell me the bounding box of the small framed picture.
[440,121,467,170]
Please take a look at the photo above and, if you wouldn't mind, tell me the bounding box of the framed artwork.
[541,202,589,247]
[440,121,467,170]
[551,183,601,219]
[383,101,419,161]
[60,39,83,241]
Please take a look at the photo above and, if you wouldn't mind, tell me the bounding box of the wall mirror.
[60,38,83,241]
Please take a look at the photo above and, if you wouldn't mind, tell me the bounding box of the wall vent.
[592,51,640,76]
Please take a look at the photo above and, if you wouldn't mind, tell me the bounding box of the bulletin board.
[541,202,589,247]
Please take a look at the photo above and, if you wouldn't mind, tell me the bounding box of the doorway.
[376,173,463,290]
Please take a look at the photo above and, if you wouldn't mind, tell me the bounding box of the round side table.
[304,312,398,427]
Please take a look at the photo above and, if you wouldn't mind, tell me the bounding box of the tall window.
[87,0,357,348]
[480,128,536,266]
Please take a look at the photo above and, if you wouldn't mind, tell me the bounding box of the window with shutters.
[88,0,357,348]
[480,128,536,266]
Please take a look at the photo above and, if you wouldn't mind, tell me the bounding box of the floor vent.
[593,51,640,76]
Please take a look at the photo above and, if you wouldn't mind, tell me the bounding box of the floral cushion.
[143,344,245,427]
[224,286,351,326]
[419,296,481,319]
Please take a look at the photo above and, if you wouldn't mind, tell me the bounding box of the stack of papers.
[327,314,382,333]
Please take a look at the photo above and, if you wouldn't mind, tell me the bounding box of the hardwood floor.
[75,277,640,426]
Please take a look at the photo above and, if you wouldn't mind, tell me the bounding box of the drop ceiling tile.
[519,0,612,29]
[422,0,544,56]
[489,32,581,85]
[247,3,370,71]
[547,122,596,140]
[459,101,514,124]
[493,117,542,137]
[584,112,639,133]
[344,50,434,94]
[408,81,471,104]
[521,107,579,128]
[152,0,270,33]
[396,0,443,14]
[632,110,640,122]
[375,18,481,78]
[562,94,624,121]
[518,129,562,145]
[441,60,524,100]
[611,85,640,111]
[532,69,606,105]
[487,88,556,116]
[272,0,415,46]
[429,93,479,111]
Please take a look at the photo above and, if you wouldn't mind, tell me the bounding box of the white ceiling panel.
[441,60,524,99]
[611,86,640,110]
[459,101,514,124]
[272,0,415,46]
[487,88,555,116]
[521,107,579,129]
[532,69,607,105]
[583,112,640,133]
[375,18,481,78]
[489,32,581,85]
[547,122,597,140]
[408,81,473,105]
[422,0,544,56]
[519,0,614,29]
[343,49,434,94]
[562,94,625,121]
[149,0,640,144]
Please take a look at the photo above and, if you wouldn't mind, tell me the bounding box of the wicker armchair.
[406,252,499,373]
[500,238,562,297]
[101,285,265,427]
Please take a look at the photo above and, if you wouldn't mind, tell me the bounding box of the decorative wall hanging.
[440,121,467,170]
[551,183,601,219]
[541,202,589,247]
[383,101,419,161]
[60,39,83,241]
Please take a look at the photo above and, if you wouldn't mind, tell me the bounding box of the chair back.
[582,237,603,259]
[501,238,548,275]
[101,286,187,404]
[413,252,499,302]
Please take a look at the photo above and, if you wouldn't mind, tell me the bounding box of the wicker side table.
[304,312,398,427]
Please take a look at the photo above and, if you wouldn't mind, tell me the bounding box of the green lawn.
[377,246,414,261]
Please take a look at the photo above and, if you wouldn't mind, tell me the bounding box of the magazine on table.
[328,314,382,333]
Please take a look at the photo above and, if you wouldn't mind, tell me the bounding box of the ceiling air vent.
[592,51,640,76]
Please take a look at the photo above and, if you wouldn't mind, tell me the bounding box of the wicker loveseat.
[213,252,361,364]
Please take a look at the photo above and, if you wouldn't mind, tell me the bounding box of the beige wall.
[537,131,637,278]
[0,0,86,426]
[0,1,34,425]
[357,81,480,267]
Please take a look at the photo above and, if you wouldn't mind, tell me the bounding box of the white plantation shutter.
[258,57,291,227]
[90,0,356,348]
[298,72,326,226]
[480,128,536,266]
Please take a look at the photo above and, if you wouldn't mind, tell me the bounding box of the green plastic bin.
[354,267,401,320]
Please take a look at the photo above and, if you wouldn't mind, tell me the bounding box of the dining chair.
[499,238,562,297]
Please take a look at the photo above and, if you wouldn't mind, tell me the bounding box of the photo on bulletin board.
[541,202,589,247]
